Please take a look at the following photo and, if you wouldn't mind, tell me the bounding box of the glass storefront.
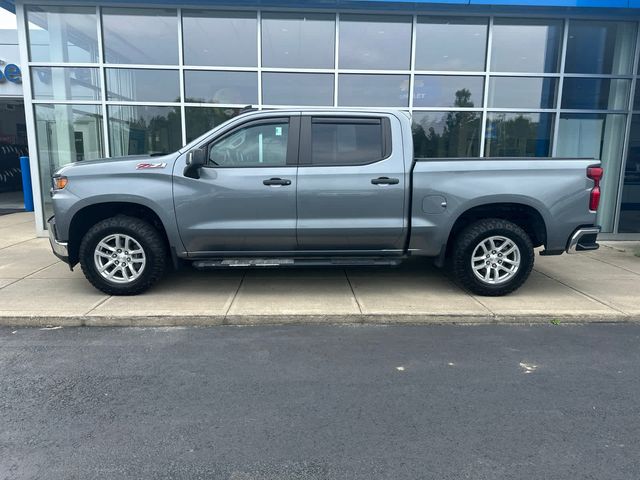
[20,5,640,234]
[34,104,104,218]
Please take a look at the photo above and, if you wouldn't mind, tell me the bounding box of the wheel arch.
[67,202,171,267]
[443,202,548,261]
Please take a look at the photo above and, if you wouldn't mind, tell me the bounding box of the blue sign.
[0,64,22,84]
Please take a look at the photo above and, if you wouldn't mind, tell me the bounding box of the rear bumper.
[47,216,69,263]
[566,226,601,254]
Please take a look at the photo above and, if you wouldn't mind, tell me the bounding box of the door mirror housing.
[184,148,207,179]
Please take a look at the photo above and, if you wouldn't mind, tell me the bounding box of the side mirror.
[184,148,207,179]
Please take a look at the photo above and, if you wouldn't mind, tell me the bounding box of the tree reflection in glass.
[485,112,553,157]
[412,89,481,158]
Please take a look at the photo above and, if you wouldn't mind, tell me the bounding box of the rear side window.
[310,118,388,165]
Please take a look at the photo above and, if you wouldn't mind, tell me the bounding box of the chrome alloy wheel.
[471,235,521,285]
[94,234,146,284]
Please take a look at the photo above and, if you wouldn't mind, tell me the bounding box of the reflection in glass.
[634,82,640,111]
[339,74,409,107]
[415,17,488,71]
[557,113,626,232]
[620,115,640,233]
[566,21,636,75]
[108,105,182,156]
[412,111,481,158]
[106,69,180,102]
[184,71,257,105]
[35,104,104,220]
[339,14,412,70]
[488,77,557,109]
[102,8,178,64]
[413,76,483,108]
[491,19,562,73]
[185,107,241,143]
[262,73,333,106]
[32,67,101,101]
[262,13,335,68]
[485,112,553,157]
[26,6,98,63]
[183,10,257,67]
[561,78,630,110]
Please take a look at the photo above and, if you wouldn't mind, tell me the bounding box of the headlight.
[52,175,68,190]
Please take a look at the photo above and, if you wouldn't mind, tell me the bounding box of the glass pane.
[338,74,409,107]
[415,17,488,71]
[619,115,640,233]
[566,21,636,75]
[412,111,481,158]
[103,8,178,64]
[183,10,256,67]
[491,19,562,73]
[339,14,412,70]
[106,69,180,102]
[311,120,383,165]
[209,122,289,167]
[185,107,241,142]
[34,104,104,220]
[485,112,554,157]
[561,78,630,110]
[557,113,626,232]
[32,67,101,101]
[413,75,483,108]
[262,73,333,106]
[634,82,640,111]
[488,77,557,109]
[108,105,181,156]
[261,12,335,68]
[184,71,257,105]
[26,6,98,63]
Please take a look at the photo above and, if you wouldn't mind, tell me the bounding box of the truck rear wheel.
[451,218,534,296]
[79,215,167,295]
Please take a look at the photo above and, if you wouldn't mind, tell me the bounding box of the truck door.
[296,115,407,251]
[173,116,300,253]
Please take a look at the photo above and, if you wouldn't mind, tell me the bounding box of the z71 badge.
[136,162,167,170]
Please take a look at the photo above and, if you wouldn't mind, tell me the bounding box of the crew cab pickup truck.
[48,109,602,296]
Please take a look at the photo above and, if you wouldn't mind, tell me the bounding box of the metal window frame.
[15,1,640,237]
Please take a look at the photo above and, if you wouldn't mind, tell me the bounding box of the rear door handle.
[263,177,292,186]
[371,177,399,185]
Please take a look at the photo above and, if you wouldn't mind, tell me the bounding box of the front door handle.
[371,177,400,185]
[263,177,292,186]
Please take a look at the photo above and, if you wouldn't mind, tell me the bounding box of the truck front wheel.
[451,218,534,296]
[78,215,167,295]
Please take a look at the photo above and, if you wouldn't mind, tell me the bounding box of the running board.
[192,257,404,269]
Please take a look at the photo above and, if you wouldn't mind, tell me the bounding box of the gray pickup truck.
[48,109,602,296]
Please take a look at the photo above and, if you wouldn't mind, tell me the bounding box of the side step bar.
[192,257,404,269]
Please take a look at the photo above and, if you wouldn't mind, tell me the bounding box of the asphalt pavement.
[1,324,639,479]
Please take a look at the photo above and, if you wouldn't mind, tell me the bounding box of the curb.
[0,313,635,327]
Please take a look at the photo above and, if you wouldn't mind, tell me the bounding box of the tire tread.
[451,218,534,296]
[78,215,166,295]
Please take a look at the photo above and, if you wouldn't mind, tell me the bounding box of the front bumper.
[47,216,69,263]
[566,226,601,254]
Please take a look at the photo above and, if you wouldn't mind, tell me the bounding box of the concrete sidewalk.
[1,212,639,326]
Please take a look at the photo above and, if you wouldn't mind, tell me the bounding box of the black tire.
[79,215,167,295]
[451,218,534,296]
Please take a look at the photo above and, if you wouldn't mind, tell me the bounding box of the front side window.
[208,121,289,167]
[310,119,384,166]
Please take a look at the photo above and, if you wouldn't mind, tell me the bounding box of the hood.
[54,153,174,176]
[68,154,153,167]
